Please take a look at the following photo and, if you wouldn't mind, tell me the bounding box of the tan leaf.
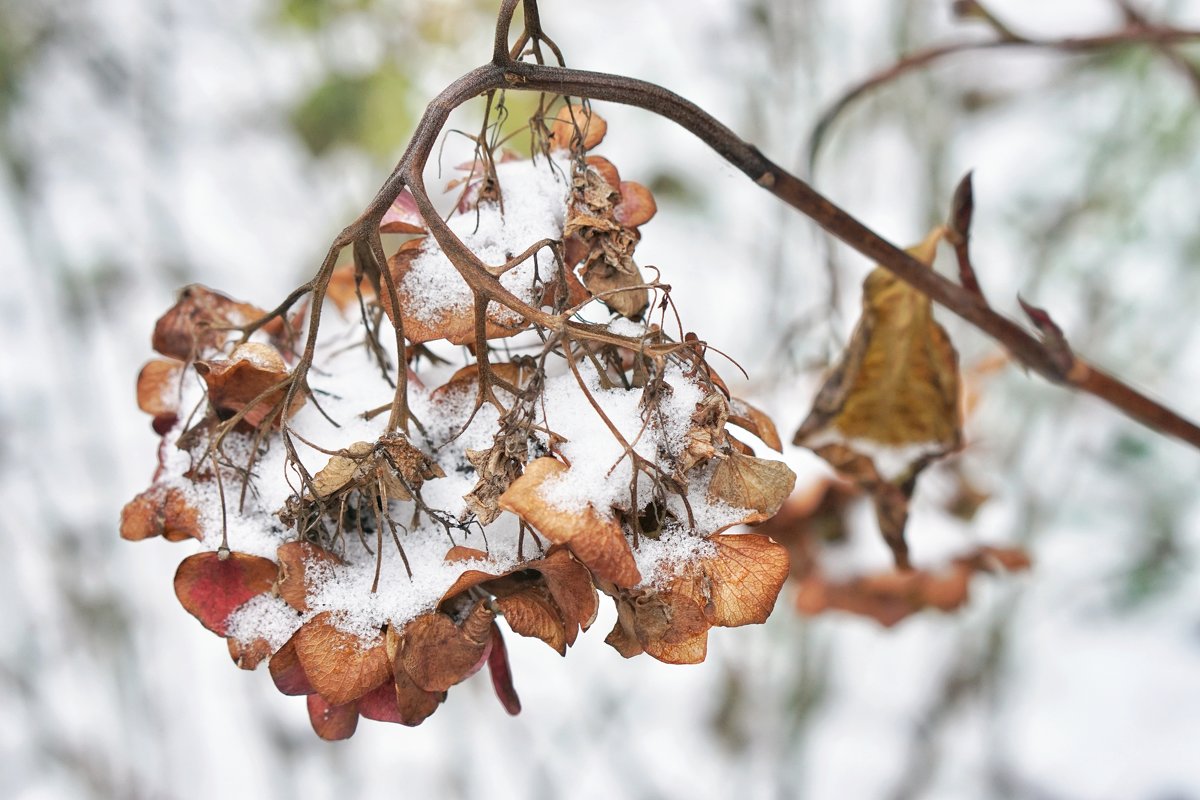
[707,452,797,517]
[173,551,279,636]
[392,668,446,726]
[498,458,641,588]
[496,586,567,655]
[306,693,359,741]
[292,612,390,706]
[626,590,711,665]
[794,227,960,453]
[523,546,599,646]
[550,103,607,151]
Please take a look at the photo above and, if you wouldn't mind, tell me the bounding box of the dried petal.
[672,534,790,627]
[707,452,796,518]
[399,603,495,693]
[614,181,657,228]
[379,189,426,235]
[292,612,391,705]
[227,636,273,671]
[496,586,567,655]
[195,343,302,428]
[486,625,521,716]
[136,359,182,425]
[499,458,641,588]
[269,635,315,696]
[550,103,607,151]
[276,540,340,613]
[307,693,359,741]
[173,551,279,636]
[120,486,202,543]
[727,398,783,452]
[586,155,621,191]
[152,284,269,361]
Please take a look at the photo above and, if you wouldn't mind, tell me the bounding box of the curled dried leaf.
[173,551,279,637]
[672,534,790,627]
[227,636,273,671]
[486,625,521,716]
[727,398,783,452]
[151,284,270,361]
[270,635,315,696]
[379,189,426,235]
[496,586,567,655]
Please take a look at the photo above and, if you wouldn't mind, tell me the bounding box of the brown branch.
[807,17,1200,167]
[313,0,1200,451]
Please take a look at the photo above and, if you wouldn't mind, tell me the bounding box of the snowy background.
[2,0,1200,798]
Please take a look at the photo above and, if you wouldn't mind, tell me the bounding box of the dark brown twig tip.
[1017,295,1073,374]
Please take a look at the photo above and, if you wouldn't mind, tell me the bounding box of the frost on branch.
[120,100,796,739]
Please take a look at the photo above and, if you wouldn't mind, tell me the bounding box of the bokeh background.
[3,1,1200,798]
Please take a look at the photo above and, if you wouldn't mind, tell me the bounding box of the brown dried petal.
[673,534,790,627]
[380,245,528,345]
[307,693,359,741]
[292,612,391,705]
[270,635,315,696]
[399,603,496,693]
[524,546,599,646]
[727,398,783,452]
[173,551,279,637]
[196,343,302,428]
[136,359,182,420]
[120,485,202,543]
[550,103,607,151]
[707,452,797,517]
[614,181,657,228]
[496,586,567,655]
[227,636,273,671]
[151,284,269,361]
[585,155,621,191]
[630,591,710,665]
[276,540,340,613]
[498,458,641,588]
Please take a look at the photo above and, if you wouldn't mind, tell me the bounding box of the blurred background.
[2,0,1200,797]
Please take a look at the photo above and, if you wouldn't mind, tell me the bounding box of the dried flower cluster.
[122,102,795,739]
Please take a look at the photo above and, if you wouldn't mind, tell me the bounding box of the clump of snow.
[535,359,704,515]
[632,528,717,589]
[401,156,570,325]
[225,593,302,650]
